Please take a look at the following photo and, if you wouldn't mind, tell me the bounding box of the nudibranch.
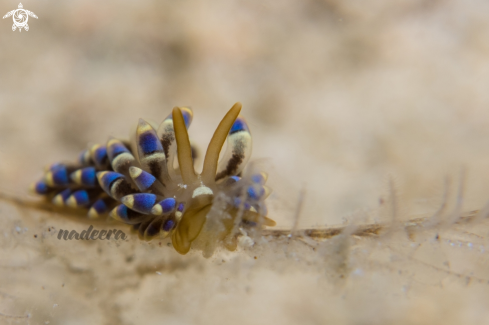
[31,103,275,255]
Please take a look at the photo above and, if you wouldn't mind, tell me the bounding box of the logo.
[3,3,37,32]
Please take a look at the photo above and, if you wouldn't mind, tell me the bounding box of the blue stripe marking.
[177,202,184,212]
[251,174,265,184]
[35,181,49,194]
[72,190,89,206]
[182,111,191,128]
[58,188,72,202]
[81,167,96,186]
[139,132,161,155]
[108,142,129,159]
[134,170,156,191]
[115,205,145,223]
[93,147,108,165]
[91,199,108,213]
[131,193,157,213]
[233,197,251,210]
[247,185,265,200]
[52,167,69,185]
[116,205,128,219]
[99,172,124,192]
[48,163,63,171]
[160,198,176,213]
[229,118,248,134]
[162,219,175,232]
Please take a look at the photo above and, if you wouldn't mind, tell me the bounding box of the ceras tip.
[66,190,90,208]
[52,189,72,207]
[88,198,111,219]
[90,144,108,168]
[44,165,69,186]
[151,198,176,215]
[70,167,97,187]
[121,193,157,214]
[129,166,157,192]
[30,180,49,195]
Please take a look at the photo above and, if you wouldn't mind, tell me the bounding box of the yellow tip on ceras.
[180,106,193,116]
[66,195,78,208]
[43,163,59,173]
[28,182,37,194]
[175,210,183,221]
[121,196,135,209]
[87,207,100,219]
[70,169,83,185]
[108,207,119,221]
[80,150,91,164]
[96,171,107,182]
[52,193,66,207]
[108,139,136,170]
[107,138,119,148]
[129,166,142,179]
[44,171,56,187]
[137,119,155,133]
[151,205,163,216]
[89,143,104,154]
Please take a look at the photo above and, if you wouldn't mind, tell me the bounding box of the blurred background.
[2,0,489,324]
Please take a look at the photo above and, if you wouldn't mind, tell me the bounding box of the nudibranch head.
[31,103,275,255]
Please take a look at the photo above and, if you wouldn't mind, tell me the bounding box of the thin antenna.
[424,176,451,228]
[388,175,398,224]
[0,311,30,319]
[447,168,465,226]
[289,184,306,240]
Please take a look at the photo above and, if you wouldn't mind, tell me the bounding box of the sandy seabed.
[2,0,489,324]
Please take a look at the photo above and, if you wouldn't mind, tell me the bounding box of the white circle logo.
[3,3,38,32]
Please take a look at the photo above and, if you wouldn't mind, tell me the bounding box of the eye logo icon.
[3,3,38,32]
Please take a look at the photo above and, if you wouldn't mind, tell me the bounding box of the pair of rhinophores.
[31,103,276,255]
